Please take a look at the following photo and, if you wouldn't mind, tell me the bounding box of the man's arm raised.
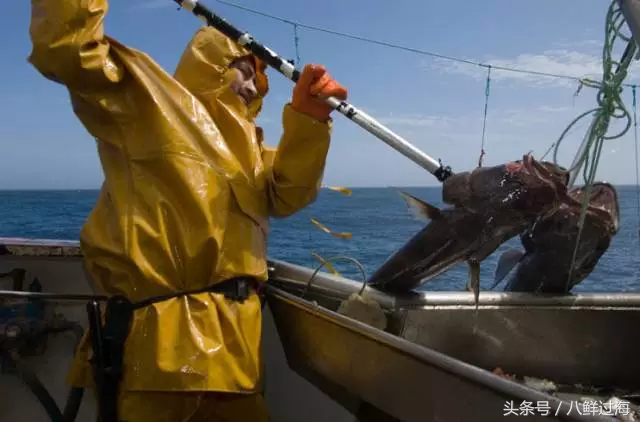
[28,0,125,93]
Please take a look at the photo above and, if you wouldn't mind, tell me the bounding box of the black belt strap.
[87,277,257,422]
[131,277,255,309]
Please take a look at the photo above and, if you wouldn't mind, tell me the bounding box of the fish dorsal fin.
[399,191,442,222]
[490,248,525,289]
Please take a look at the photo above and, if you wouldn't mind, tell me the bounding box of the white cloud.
[376,103,574,133]
[537,105,572,113]
[552,39,603,50]
[323,96,637,187]
[407,38,639,179]
[424,45,640,89]
[130,0,174,10]
[365,102,604,169]
[376,114,449,127]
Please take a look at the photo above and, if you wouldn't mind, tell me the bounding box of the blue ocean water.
[1,186,640,293]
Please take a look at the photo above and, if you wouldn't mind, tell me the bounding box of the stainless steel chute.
[266,259,639,422]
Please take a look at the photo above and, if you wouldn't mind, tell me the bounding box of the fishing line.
[634,85,640,241]
[292,23,301,65]
[212,0,633,89]
[477,65,491,167]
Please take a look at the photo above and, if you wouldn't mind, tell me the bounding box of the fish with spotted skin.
[366,153,571,308]
[491,181,620,293]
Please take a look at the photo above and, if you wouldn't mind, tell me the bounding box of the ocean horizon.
[2,186,640,293]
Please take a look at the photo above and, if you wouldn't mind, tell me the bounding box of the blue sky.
[2,0,640,189]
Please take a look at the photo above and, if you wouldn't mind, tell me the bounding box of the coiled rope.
[557,0,637,289]
[553,1,634,180]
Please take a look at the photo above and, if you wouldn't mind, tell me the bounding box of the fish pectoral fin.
[399,191,443,222]
[491,248,525,290]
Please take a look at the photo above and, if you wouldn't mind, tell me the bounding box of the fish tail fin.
[491,248,525,290]
[398,191,443,222]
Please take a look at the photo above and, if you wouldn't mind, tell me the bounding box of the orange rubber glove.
[291,64,348,123]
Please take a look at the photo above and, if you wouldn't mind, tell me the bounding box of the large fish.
[366,153,571,307]
[491,181,620,293]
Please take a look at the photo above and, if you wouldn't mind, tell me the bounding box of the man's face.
[229,57,258,106]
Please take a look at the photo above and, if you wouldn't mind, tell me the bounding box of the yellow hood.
[174,26,269,122]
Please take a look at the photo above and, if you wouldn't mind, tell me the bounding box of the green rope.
[478,65,491,167]
[557,0,637,290]
[553,2,634,180]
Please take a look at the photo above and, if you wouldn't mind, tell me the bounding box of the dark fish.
[366,154,570,307]
[491,181,620,293]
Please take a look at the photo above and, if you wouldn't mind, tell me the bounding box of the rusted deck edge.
[0,237,83,257]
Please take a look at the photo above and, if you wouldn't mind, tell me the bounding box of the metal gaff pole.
[172,0,454,182]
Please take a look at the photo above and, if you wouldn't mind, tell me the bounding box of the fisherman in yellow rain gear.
[27,0,347,420]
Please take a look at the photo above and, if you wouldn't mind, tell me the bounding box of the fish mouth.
[500,153,570,217]
[521,154,569,193]
[504,154,567,192]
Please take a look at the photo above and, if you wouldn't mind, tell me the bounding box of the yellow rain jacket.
[28,0,332,393]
